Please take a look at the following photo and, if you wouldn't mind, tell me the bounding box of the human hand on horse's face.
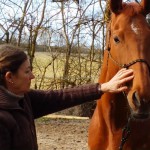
[101,68,134,93]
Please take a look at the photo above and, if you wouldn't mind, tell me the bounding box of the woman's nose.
[30,72,35,79]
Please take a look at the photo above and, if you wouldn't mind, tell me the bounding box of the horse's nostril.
[132,91,141,108]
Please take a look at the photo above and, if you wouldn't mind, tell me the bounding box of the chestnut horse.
[88,0,150,150]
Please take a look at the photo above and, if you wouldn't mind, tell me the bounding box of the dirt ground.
[35,116,90,150]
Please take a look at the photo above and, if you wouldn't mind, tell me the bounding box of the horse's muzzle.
[130,91,150,120]
[132,113,150,120]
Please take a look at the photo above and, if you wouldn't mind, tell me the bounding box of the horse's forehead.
[112,3,143,24]
[112,13,145,35]
[130,18,142,35]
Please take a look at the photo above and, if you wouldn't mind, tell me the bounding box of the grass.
[31,52,101,90]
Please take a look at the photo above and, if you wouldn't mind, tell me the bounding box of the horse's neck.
[99,50,118,83]
[98,51,129,129]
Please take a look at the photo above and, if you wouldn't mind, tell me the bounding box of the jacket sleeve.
[27,83,103,118]
[0,123,11,150]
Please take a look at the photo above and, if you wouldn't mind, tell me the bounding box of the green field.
[31,52,101,90]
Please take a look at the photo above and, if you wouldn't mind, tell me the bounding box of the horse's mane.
[122,2,143,16]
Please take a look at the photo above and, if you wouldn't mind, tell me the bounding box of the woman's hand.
[101,68,134,93]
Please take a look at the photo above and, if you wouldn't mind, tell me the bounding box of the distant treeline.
[16,43,101,54]
[33,45,101,54]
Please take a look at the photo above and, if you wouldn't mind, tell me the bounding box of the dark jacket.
[0,83,103,150]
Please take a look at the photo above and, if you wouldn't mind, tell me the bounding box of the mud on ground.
[35,117,90,150]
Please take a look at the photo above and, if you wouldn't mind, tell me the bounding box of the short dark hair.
[0,44,28,86]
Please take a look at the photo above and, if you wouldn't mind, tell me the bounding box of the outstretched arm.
[28,69,134,118]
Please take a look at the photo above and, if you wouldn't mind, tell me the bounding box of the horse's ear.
[141,0,150,15]
[109,0,123,14]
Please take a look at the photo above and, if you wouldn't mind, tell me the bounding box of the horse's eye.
[114,36,120,43]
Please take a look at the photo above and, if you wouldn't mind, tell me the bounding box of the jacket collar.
[0,86,24,109]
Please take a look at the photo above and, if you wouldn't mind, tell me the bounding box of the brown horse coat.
[89,0,150,150]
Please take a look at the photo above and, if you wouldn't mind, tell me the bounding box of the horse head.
[108,0,150,120]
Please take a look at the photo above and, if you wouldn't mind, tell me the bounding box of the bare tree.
[17,0,31,46]
[27,0,47,66]
[0,0,108,116]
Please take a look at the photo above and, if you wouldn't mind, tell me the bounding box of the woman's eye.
[25,71,29,74]
[25,70,31,74]
[114,36,120,43]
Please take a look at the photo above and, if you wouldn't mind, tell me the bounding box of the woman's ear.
[5,71,14,84]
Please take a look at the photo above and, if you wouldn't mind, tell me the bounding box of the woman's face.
[10,59,35,95]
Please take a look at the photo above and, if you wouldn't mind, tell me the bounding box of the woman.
[0,44,134,150]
